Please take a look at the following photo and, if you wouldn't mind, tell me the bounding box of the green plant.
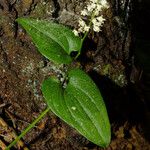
[7,1,111,149]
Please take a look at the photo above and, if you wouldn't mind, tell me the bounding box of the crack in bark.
[52,0,60,18]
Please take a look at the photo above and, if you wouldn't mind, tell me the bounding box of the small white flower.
[96,4,102,12]
[84,25,90,32]
[92,18,97,25]
[94,10,99,16]
[100,0,109,8]
[81,9,88,16]
[92,16,104,29]
[78,18,86,27]
[73,29,79,36]
[87,3,96,12]
[96,15,105,23]
[78,27,83,33]
[93,25,101,32]
[100,0,107,5]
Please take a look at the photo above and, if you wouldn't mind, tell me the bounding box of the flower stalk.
[74,0,109,57]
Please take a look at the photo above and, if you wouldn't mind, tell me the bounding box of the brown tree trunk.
[0,0,149,150]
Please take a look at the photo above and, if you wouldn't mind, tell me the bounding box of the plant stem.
[6,107,50,150]
[76,9,97,59]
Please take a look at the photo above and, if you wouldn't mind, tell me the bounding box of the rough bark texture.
[0,0,150,150]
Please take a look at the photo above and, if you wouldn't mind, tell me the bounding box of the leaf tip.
[16,17,23,23]
[98,129,111,148]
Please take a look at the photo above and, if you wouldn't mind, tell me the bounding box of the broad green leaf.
[16,18,82,64]
[42,69,111,147]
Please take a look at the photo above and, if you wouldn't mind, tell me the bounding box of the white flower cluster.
[73,0,109,36]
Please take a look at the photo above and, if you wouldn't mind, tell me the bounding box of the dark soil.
[0,0,150,150]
